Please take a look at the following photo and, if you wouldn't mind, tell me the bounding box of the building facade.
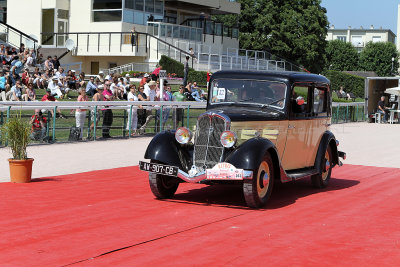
[326,25,396,52]
[2,0,240,73]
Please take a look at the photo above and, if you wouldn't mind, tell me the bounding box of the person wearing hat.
[96,71,105,84]
[144,80,157,101]
[124,73,131,85]
[89,84,105,138]
[47,76,64,99]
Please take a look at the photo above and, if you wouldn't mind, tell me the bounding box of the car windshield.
[209,79,287,109]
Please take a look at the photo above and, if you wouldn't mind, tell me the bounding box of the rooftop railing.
[0,21,38,49]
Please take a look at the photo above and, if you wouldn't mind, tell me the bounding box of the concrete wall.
[7,0,41,40]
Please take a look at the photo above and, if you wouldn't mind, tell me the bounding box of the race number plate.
[139,161,178,177]
[206,163,243,180]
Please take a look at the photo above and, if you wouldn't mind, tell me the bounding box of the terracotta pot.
[8,158,34,183]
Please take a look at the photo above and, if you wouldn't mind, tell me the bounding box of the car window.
[313,87,327,114]
[210,79,287,109]
[291,86,309,115]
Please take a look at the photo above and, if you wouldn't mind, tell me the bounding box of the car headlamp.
[220,130,237,148]
[175,127,193,144]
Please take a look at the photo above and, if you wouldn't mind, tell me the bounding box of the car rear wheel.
[243,153,274,208]
[312,146,333,188]
[149,160,179,199]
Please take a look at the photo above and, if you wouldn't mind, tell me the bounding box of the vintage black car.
[140,71,346,208]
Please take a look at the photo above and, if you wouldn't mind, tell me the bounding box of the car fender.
[314,131,339,173]
[144,131,191,170]
[225,137,281,175]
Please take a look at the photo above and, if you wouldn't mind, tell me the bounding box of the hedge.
[159,55,208,86]
[322,70,365,98]
[159,55,184,77]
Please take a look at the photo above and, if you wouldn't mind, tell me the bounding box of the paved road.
[0,122,399,182]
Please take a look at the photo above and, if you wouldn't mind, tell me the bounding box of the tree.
[359,42,399,77]
[325,40,359,71]
[215,0,329,73]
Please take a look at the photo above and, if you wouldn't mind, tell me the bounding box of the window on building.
[351,36,363,47]
[93,0,122,22]
[372,36,382,43]
[145,0,154,13]
[336,36,346,42]
[154,0,163,14]
[93,0,122,9]
[57,9,69,19]
[0,0,6,23]
[125,0,134,9]
[135,0,144,11]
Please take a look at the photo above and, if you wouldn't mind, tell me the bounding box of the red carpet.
[1,165,400,266]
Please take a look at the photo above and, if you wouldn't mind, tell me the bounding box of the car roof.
[211,70,330,85]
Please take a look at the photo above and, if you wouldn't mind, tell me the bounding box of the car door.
[281,84,313,170]
[305,86,330,167]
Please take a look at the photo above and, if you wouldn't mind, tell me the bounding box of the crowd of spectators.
[0,49,207,140]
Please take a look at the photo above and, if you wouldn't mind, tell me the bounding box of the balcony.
[147,22,203,43]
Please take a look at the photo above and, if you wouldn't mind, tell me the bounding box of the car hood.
[207,106,286,121]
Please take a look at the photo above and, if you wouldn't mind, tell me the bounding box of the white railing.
[101,62,158,76]
[0,101,207,143]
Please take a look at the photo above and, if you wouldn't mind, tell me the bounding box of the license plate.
[139,161,178,177]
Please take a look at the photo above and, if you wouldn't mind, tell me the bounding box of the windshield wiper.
[267,97,285,106]
[259,103,285,114]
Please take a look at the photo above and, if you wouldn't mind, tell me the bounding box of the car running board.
[285,168,319,181]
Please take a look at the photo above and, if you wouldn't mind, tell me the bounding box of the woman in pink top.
[102,82,114,138]
[75,87,88,139]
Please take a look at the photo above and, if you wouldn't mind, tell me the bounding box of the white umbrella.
[385,87,400,96]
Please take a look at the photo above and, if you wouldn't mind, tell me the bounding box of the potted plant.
[1,114,34,183]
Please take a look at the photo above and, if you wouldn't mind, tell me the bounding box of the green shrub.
[159,55,208,85]
[188,69,207,85]
[159,55,184,77]
[322,70,365,98]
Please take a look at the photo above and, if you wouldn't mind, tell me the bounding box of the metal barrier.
[0,101,206,145]
[0,101,366,146]
[332,102,365,123]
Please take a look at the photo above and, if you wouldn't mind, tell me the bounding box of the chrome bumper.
[177,169,253,183]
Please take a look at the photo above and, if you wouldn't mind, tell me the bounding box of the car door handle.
[288,125,295,129]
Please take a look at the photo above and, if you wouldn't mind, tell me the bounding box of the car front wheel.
[312,146,333,188]
[149,160,179,199]
[243,153,274,208]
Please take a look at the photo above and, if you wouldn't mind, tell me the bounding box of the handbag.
[68,127,81,141]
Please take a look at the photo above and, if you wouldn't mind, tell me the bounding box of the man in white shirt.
[126,85,138,135]
[47,76,63,98]
[56,68,66,79]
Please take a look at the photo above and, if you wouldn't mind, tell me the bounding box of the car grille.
[193,113,230,169]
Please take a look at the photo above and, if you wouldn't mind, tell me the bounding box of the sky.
[321,0,399,34]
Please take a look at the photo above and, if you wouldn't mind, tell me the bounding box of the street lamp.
[391,57,394,76]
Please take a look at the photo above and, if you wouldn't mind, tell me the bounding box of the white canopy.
[385,87,400,96]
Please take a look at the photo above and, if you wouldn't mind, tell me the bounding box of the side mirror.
[296,96,305,105]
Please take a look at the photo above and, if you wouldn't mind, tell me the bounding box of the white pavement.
[0,137,152,183]
[0,122,399,183]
